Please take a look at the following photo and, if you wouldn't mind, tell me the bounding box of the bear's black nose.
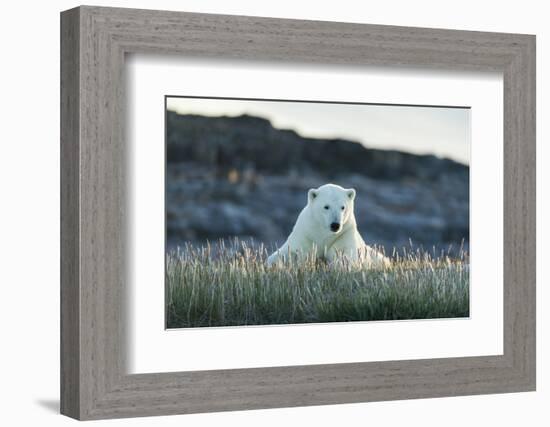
[330,222,340,232]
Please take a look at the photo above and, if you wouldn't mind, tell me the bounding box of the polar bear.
[267,183,389,268]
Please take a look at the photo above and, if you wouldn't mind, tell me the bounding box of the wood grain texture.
[60,5,536,420]
[60,7,80,419]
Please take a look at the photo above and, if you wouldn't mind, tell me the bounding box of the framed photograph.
[61,6,536,420]
[163,95,471,330]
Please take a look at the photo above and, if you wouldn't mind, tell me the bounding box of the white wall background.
[0,0,546,425]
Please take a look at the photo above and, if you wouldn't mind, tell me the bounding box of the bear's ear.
[346,188,356,201]
[308,188,318,204]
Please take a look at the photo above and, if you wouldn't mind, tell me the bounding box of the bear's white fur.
[267,183,389,267]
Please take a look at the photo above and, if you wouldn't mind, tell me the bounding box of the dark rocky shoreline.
[166,111,469,256]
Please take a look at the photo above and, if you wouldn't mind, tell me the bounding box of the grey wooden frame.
[60,5,536,421]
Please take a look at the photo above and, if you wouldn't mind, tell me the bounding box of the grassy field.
[166,240,469,329]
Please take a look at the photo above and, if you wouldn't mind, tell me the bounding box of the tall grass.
[166,240,469,328]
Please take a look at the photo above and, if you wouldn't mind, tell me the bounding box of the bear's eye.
[341,206,345,210]
[324,205,329,210]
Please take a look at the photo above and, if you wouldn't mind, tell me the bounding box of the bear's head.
[307,183,356,234]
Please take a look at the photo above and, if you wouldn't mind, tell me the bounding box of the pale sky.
[166,97,470,165]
